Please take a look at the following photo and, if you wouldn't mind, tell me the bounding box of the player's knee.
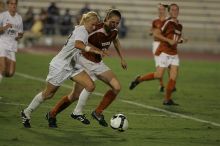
[68,94,79,102]
[42,91,55,100]
[112,85,121,94]
[85,83,95,92]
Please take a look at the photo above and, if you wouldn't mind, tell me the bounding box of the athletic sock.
[165,79,176,100]
[95,90,117,114]
[139,72,155,82]
[73,89,91,115]
[24,92,44,119]
[50,95,72,118]
[159,78,164,87]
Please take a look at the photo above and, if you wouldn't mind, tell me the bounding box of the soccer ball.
[110,113,128,132]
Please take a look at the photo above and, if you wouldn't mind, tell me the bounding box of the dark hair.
[159,3,169,9]
[7,0,18,4]
[168,3,179,12]
[104,9,121,22]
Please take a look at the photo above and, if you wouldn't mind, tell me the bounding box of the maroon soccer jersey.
[82,23,118,63]
[155,18,182,55]
[152,18,165,41]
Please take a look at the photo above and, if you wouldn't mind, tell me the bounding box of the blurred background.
[1,0,219,54]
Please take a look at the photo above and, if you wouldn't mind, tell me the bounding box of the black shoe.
[159,86,164,92]
[172,87,177,92]
[163,99,179,106]
[21,110,31,128]
[91,111,108,127]
[129,75,140,90]
[70,113,90,125]
[46,112,57,128]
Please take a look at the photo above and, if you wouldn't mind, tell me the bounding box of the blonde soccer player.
[21,11,106,128]
[46,9,127,128]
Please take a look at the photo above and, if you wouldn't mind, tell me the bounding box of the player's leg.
[0,57,6,83]
[4,56,16,77]
[91,70,120,127]
[155,55,165,92]
[167,66,177,92]
[70,70,95,124]
[164,65,179,105]
[129,66,165,90]
[21,65,69,128]
[49,83,83,118]
[21,82,59,128]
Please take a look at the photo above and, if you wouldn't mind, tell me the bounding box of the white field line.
[0,99,168,117]
[12,72,220,127]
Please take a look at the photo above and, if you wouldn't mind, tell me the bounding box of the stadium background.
[1,1,220,146]
[6,0,220,55]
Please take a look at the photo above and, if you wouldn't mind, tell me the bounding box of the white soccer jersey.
[0,11,23,52]
[50,25,88,71]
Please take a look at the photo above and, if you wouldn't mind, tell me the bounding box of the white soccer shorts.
[158,52,179,68]
[46,64,84,86]
[0,49,16,61]
[76,53,110,81]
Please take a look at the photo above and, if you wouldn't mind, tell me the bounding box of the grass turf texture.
[0,52,220,146]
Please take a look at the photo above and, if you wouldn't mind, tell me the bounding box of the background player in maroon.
[150,3,168,92]
[130,4,185,105]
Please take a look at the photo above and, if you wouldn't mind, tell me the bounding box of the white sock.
[0,74,3,83]
[24,92,44,119]
[73,89,91,115]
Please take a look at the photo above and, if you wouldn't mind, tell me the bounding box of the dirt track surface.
[18,46,220,61]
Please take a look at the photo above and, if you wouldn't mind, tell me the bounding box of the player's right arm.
[75,40,107,56]
[153,28,176,46]
[0,23,12,33]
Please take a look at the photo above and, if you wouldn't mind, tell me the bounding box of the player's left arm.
[15,17,24,41]
[178,36,188,44]
[113,37,127,70]
[15,32,24,41]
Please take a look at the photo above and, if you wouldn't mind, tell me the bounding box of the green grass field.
[0,52,220,146]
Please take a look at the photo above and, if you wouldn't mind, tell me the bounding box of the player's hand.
[4,23,12,30]
[121,59,127,70]
[102,50,110,57]
[90,47,107,57]
[179,37,188,43]
[15,32,24,41]
[168,39,177,46]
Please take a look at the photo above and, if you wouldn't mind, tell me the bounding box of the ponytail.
[104,9,121,22]
[79,11,99,25]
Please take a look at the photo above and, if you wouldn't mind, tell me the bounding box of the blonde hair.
[79,11,99,25]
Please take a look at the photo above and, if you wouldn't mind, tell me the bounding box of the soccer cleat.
[21,110,31,128]
[46,112,57,128]
[129,75,140,90]
[163,99,179,106]
[91,111,108,127]
[70,113,90,125]
[159,86,164,92]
